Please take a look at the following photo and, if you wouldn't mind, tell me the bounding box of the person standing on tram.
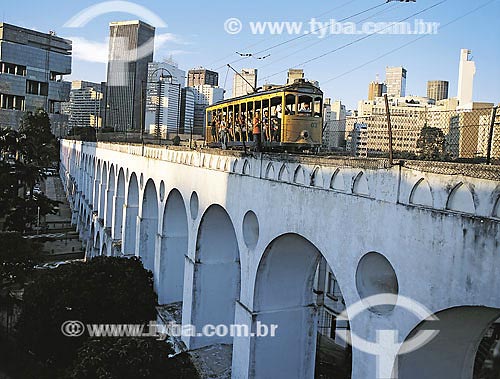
[210,115,217,143]
[253,111,262,152]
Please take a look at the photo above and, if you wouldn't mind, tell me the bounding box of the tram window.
[285,94,297,115]
[314,97,322,117]
[298,95,312,115]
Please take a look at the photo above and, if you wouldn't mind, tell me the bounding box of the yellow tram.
[206,80,323,150]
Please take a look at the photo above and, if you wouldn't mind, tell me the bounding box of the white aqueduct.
[61,140,500,379]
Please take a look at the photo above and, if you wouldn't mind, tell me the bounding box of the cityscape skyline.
[1,0,498,109]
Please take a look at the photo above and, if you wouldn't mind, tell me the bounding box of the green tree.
[3,194,60,232]
[17,257,158,368]
[0,109,60,232]
[18,109,59,167]
[0,232,41,290]
[416,125,448,161]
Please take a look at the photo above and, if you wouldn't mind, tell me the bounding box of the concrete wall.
[60,140,500,379]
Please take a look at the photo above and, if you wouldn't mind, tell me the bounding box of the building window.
[26,80,49,96]
[40,82,49,96]
[49,100,61,114]
[327,272,340,298]
[1,94,25,110]
[1,62,26,76]
[330,315,337,339]
[50,71,64,81]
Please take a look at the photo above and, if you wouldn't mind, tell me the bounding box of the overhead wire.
[212,1,388,72]
[258,0,448,84]
[206,0,358,69]
[322,0,498,84]
[255,2,401,73]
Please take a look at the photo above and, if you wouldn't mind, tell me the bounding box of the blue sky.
[2,0,499,109]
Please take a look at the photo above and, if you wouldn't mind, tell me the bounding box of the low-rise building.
[0,23,72,134]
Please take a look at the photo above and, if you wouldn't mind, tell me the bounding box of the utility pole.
[190,119,193,149]
[486,106,498,165]
[384,94,394,165]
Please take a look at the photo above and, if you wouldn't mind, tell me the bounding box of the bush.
[16,256,157,367]
[67,337,182,379]
[0,232,41,287]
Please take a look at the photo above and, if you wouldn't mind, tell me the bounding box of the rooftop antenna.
[375,73,380,82]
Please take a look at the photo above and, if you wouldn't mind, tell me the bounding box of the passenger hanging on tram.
[210,115,217,143]
[253,110,262,152]
[262,110,270,142]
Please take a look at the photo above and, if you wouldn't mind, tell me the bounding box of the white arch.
[138,179,159,272]
[188,204,241,349]
[123,173,139,255]
[446,182,476,214]
[157,189,188,304]
[409,178,434,207]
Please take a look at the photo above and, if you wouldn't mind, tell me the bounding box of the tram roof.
[208,80,323,109]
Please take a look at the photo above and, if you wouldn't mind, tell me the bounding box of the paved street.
[37,175,84,259]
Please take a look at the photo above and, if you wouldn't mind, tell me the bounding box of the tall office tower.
[232,68,257,98]
[144,61,185,137]
[65,81,105,130]
[457,49,476,108]
[192,84,224,134]
[187,68,218,87]
[322,99,346,149]
[385,66,407,97]
[180,87,195,134]
[287,69,304,84]
[105,20,155,131]
[0,23,71,133]
[427,80,449,101]
[368,81,386,100]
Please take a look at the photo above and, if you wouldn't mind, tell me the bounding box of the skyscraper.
[192,85,224,134]
[427,80,449,101]
[144,61,184,137]
[105,20,155,131]
[322,99,346,149]
[0,23,71,133]
[187,69,218,87]
[368,81,386,100]
[457,49,476,108]
[65,81,105,130]
[385,66,407,97]
[180,87,195,134]
[232,69,257,98]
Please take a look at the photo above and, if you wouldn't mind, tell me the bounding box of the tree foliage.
[17,257,158,367]
[416,126,448,161]
[0,109,61,232]
[0,232,41,298]
[67,338,175,379]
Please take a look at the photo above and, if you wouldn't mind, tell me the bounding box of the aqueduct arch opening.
[157,189,188,305]
[138,179,158,273]
[189,204,241,349]
[251,233,351,378]
[123,173,139,255]
[113,168,126,241]
[395,306,500,379]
